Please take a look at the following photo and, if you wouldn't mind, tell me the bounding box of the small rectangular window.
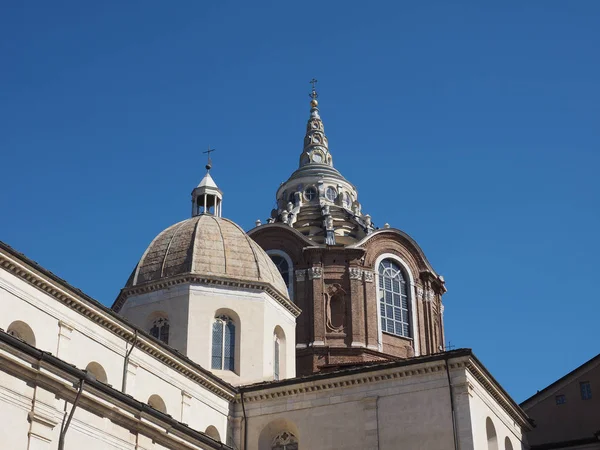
[555,394,566,405]
[580,381,592,400]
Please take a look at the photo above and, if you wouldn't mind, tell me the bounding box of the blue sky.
[1,1,599,403]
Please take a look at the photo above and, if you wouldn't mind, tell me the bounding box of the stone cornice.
[0,244,237,401]
[236,352,531,430]
[114,274,301,318]
[464,357,532,429]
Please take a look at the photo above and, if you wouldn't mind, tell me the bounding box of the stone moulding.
[236,355,531,430]
[0,248,236,401]
[115,273,301,317]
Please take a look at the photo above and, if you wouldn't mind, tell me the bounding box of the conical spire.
[299,80,333,168]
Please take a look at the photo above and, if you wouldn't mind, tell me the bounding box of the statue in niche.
[325,284,346,333]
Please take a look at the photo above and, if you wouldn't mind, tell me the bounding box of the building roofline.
[238,348,531,429]
[520,352,600,407]
[0,329,232,450]
[0,240,237,399]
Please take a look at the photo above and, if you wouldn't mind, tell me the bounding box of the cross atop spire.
[203,146,215,172]
[309,78,318,101]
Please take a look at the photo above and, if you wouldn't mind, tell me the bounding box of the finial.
[203,146,216,171]
[309,78,318,107]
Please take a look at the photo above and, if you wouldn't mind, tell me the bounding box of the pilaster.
[55,321,73,359]
[348,266,366,347]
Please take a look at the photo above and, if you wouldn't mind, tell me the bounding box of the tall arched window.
[212,315,235,371]
[272,431,298,450]
[149,316,169,344]
[378,259,411,338]
[504,437,514,450]
[486,417,498,450]
[274,334,281,381]
[268,251,294,301]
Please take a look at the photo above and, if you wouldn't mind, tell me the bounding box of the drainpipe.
[122,330,138,392]
[241,391,247,450]
[445,355,460,450]
[58,378,85,450]
[375,396,381,450]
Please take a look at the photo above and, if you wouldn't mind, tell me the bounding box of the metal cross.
[203,146,216,170]
[309,78,318,99]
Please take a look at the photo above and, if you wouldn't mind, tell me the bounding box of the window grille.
[580,381,592,400]
[378,259,411,338]
[211,316,235,371]
[272,431,298,450]
[150,317,169,344]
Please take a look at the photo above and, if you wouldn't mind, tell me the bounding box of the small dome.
[126,215,289,299]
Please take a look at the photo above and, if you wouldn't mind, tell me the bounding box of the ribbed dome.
[126,215,289,298]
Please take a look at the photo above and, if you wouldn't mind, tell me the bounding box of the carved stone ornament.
[308,267,322,280]
[416,286,424,300]
[295,269,306,282]
[426,290,435,302]
[348,267,362,280]
[363,270,374,283]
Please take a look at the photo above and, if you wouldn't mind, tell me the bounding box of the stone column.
[294,269,308,346]
[349,266,366,348]
[308,266,324,346]
[364,271,379,351]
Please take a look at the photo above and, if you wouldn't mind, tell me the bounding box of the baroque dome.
[125,215,289,299]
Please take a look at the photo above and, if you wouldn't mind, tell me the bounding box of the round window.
[325,187,337,202]
[304,186,317,201]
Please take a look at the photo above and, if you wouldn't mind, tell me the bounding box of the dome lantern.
[191,149,223,217]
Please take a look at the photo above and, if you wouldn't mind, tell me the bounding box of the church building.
[0,86,532,449]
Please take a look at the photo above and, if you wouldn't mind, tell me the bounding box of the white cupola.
[191,158,223,217]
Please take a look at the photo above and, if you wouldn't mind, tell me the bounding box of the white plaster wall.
[186,284,296,385]
[0,268,231,445]
[467,371,525,450]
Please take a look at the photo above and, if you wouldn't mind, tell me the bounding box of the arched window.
[212,316,235,371]
[85,361,108,384]
[148,394,167,414]
[7,321,36,347]
[504,437,513,450]
[149,316,169,344]
[274,334,281,381]
[486,417,498,450]
[378,259,411,338]
[268,251,294,301]
[272,431,298,450]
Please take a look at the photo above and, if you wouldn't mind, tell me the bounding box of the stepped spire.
[299,79,333,168]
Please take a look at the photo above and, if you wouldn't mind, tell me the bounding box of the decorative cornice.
[115,273,301,318]
[465,359,532,429]
[239,361,456,403]
[0,247,236,401]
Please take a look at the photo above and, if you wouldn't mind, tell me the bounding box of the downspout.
[375,396,381,450]
[241,391,248,450]
[58,378,85,450]
[445,355,460,450]
[122,330,138,392]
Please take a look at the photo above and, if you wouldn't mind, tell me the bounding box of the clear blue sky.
[1,1,598,403]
